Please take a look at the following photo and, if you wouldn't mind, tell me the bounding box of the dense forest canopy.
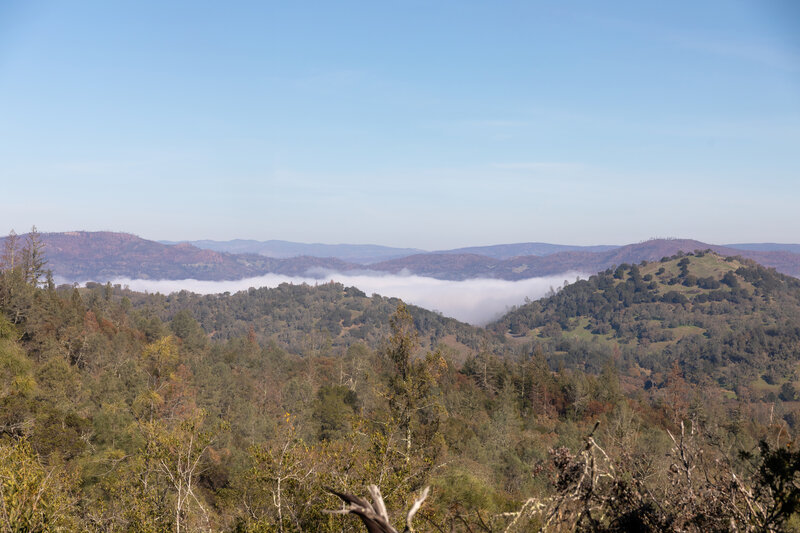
[1,232,799,531]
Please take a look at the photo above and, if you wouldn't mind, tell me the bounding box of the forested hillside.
[494,250,800,404]
[1,235,799,531]
[112,280,499,360]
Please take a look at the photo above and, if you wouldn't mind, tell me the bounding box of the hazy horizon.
[13,229,800,253]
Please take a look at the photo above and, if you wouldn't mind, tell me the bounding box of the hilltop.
[492,250,800,402]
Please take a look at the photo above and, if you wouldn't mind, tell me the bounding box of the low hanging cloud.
[99,271,587,325]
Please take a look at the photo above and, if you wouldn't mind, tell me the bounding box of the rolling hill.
[3,231,353,281]
[114,280,498,361]
[492,250,800,400]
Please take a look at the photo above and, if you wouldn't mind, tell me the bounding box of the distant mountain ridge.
[370,239,800,279]
[3,232,799,282]
[433,242,619,258]
[726,243,800,254]
[167,239,623,260]
[159,238,424,264]
[5,232,353,282]
[167,238,800,262]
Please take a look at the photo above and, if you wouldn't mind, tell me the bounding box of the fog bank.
[99,272,587,325]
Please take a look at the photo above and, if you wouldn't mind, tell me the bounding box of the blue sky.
[1,1,798,248]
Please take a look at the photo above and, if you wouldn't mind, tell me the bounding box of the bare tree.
[327,484,429,533]
[501,420,800,532]
[0,230,19,271]
[21,226,47,287]
[143,410,214,533]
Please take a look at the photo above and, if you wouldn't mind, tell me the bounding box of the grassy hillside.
[493,250,800,402]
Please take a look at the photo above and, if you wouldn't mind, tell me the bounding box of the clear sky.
[1,1,798,249]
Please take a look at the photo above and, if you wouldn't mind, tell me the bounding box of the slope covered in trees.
[94,279,500,362]
[1,237,799,531]
[494,251,800,404]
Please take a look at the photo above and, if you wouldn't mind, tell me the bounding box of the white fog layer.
[89,272,587,325]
